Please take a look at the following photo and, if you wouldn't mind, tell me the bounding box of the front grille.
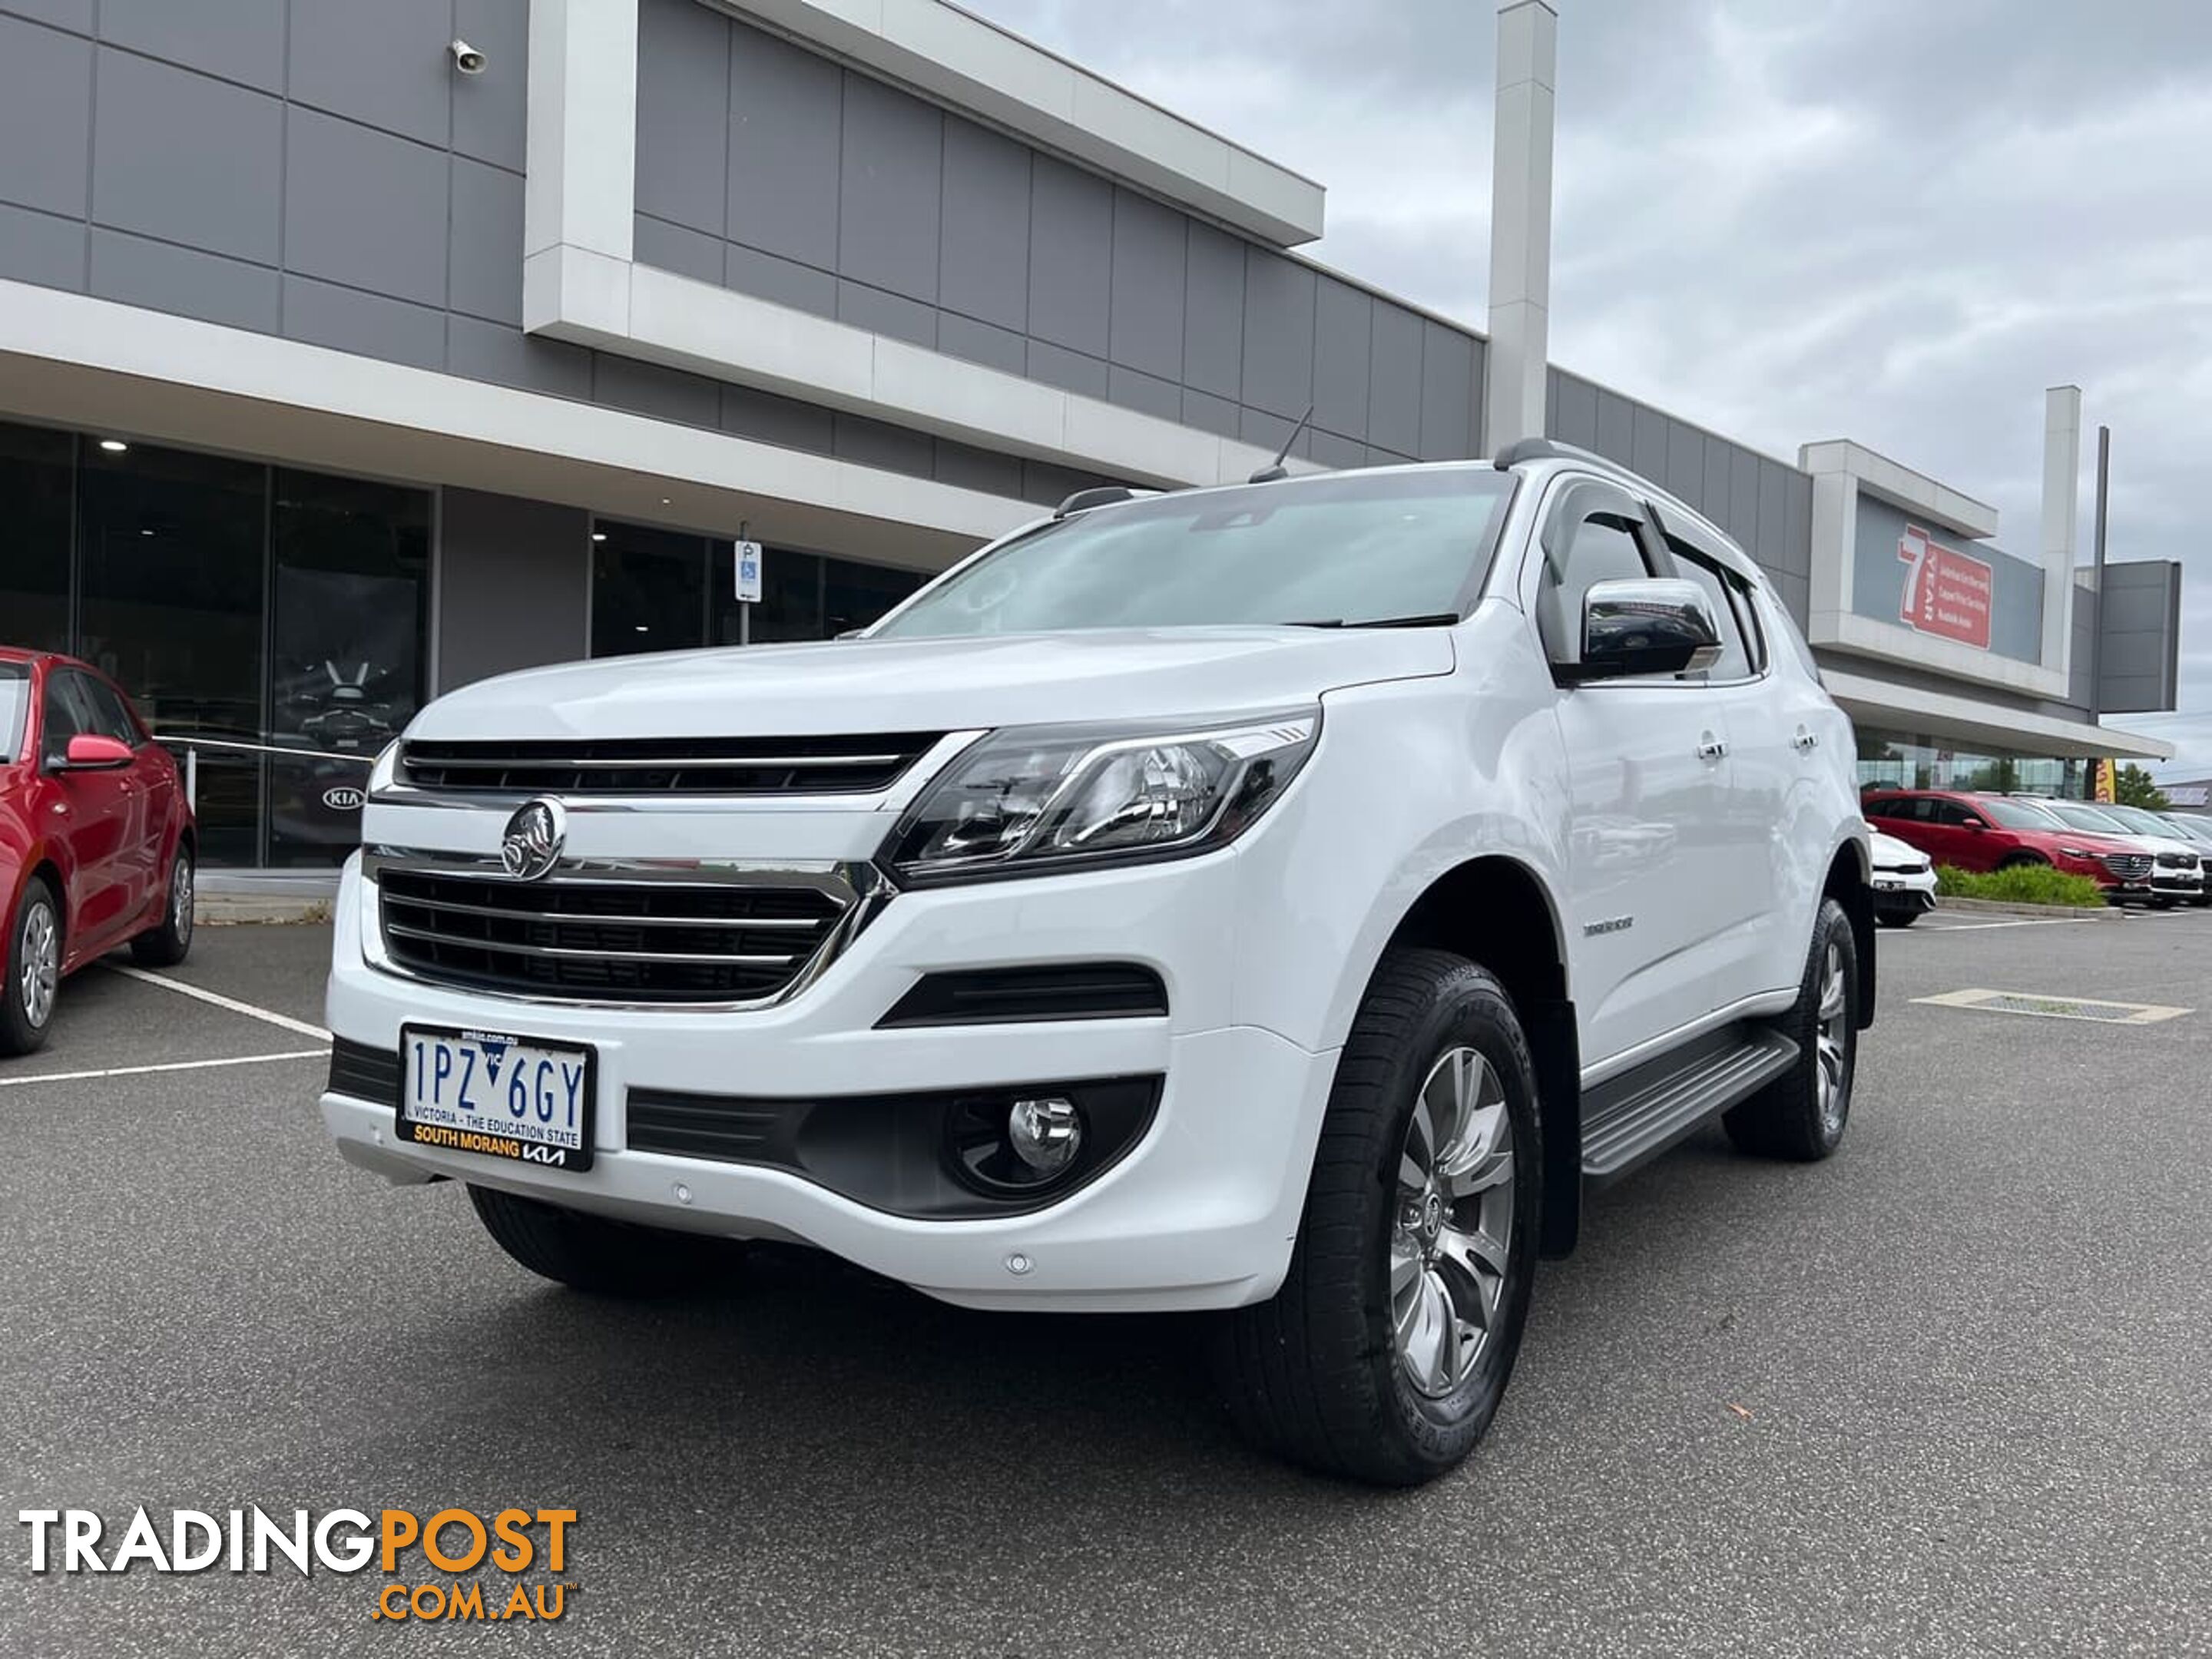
[2101,853,2153,880]
[376,870,848,1003]
[1873,859,1926,876]
[397,733,941,796]
[2156,852,2198,870]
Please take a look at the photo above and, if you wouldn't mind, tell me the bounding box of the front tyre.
[131,844,195,967]
[1725,896,1858,1161]
[2,877,62,1057]
[468,1185,744,1297]
[1211,949,1541,1486]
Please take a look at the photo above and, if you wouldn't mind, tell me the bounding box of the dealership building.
[0,0,2181,868]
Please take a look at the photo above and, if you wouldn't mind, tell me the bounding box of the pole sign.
[734,540,763,604]
[1896,525,1993,649]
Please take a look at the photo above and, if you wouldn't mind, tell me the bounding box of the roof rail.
[1053,485,1144,518]
[1492,437,1624,472]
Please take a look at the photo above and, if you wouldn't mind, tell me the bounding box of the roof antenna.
[1248,403,1314,483]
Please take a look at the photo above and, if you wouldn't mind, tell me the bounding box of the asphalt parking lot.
[3,908,2208,1657]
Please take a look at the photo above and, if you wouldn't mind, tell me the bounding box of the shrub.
[1933,863,2106,908]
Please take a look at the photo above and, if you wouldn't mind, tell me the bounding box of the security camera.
[449,39,486,75]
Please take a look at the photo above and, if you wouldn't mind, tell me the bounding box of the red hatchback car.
[1860,788,2154,900]
[2,648,197,1055]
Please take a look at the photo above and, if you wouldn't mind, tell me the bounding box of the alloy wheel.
[172,854,195,939]
[1815,941,1849,1134]
[20,901,58,1029]
[1390,1045,1516,1399]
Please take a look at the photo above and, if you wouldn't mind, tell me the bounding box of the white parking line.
[0,1049,328,1088]
[1906,916,2107,932]
[104,964,330,1040]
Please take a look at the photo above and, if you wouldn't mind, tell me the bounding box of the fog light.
[1008,1097,1081,1175]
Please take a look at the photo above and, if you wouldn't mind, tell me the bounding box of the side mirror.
[58,733,134,771]
[1564,578,1724,682]
[1962,820,1985,832]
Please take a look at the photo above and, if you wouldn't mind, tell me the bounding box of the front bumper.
[1872,868,1937,912]
[321,853,1339,1313]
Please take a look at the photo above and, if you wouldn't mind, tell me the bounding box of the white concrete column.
[523,0,640,336]
[1484,0,1558,454]
[2039,384,2082,675]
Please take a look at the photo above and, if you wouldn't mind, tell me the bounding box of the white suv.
[320,442,1873,1485]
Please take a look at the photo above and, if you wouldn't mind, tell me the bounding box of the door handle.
[1792,727,1820,753]
[1697,735,1727,762]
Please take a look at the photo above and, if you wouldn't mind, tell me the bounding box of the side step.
[1580,1025,1799,1184]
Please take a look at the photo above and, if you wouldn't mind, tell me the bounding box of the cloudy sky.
[965,0,2212,776]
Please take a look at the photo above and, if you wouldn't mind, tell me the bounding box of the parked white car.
[320,442,1873,1485]
[2014,797,2204,906]
[1869,829,1937,926]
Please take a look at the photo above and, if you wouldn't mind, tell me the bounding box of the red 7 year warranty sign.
[1896,525,1993,649]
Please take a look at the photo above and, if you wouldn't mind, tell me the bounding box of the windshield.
[2038,800,2133,835]
[870,468,1518,639]
[0,665,25,764]
[1981,798,2066,830]
[2101,805,2171,836]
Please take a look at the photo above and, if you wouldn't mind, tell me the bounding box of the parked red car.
[1860,788,2156,902]
[2,648,197,1055]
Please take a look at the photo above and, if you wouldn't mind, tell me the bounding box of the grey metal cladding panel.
[1309,429,1366,471]
[1755,458,1788,568]
[724,243,836,318]
[448,316,592,399]
[0,203,85,290]
[1628,405,1668,484]
[634,0,730,234]
[1182,387,1238,440]
[1417,322,1475,461]
[1021,459,1103,508]
[833,413,933,479]
[1367,304,1423,457]
[1181,222,1244,402]
[285,108,450,308]
[837,72,941,303]
[287,0,452,149]
[2100,563,2175,630]
[1241,405,1316,461]
[1549,371,1598,451]
[101,0,284,91]
[281,274,445,371]
[1027,339,1109,400]
[0,18,90,217]
[439,488,590,690]
[1727,445,1760,548]
[727,24,841,270]
[722,383,833,454]
[1664,419,1704,504]
[1780,470,1811,579]
[450,159,527,325]
[91,49,280,263]
[452,0,529,172]
[1311,277,1372,442]
[937,118,1028,333]
[837,279,935,349]
[633,212,723,286]
[1591,390,1634,468]
[593,354,721,429]
[1027,155,1112,356]
[1107,365,1181,423]
[1108,188,1185,381]
[934,439,1022,499]
[939,312,1025,376]
[0,0,91,30]
[91,227,277,332]
[1700,437,1730,531]
[1240,250,1316,420]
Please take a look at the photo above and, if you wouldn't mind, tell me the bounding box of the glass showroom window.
[593,523,708,657]
[267,470,430,866]
[77,437,267,866]
[0,421,71,654]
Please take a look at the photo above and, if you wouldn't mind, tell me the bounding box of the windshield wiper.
[1282,613,1462,629]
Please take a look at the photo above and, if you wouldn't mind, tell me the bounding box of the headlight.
[2058,846,2092,859]
[366,739,402,794]
[885,711,1320,884]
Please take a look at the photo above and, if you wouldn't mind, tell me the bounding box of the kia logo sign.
[323,786,367,812]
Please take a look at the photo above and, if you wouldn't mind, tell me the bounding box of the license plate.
[1874,877,1904,891]
[398,1026,596,1172]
